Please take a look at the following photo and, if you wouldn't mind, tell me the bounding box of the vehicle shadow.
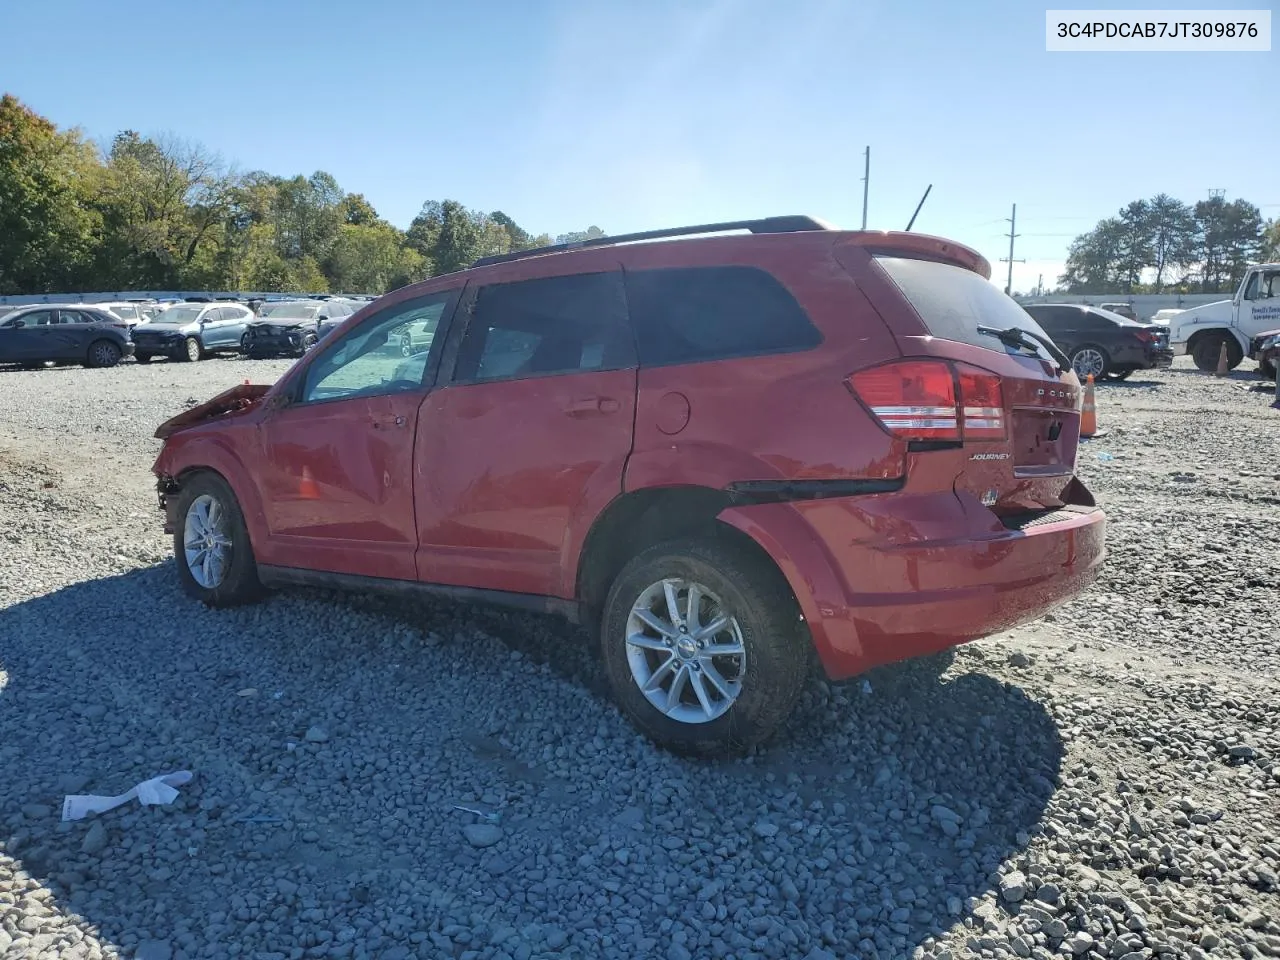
[1095,379,1161,390]
[1,568,1062,960]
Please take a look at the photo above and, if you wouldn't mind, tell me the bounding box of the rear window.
[624,266,821,367]
[874,256,1055,360]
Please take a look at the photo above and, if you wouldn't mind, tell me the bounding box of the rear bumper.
[1150,348,1174,368]
[719,492,1105,681]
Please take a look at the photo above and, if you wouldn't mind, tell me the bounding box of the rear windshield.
[874,255,1056,361]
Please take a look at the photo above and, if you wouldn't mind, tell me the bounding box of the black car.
[0,305,135,369]
[1022,304,1173,381]
[241,299,359,359]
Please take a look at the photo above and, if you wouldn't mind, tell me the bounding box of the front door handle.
[565,396,621,417]
[371,414,407,430]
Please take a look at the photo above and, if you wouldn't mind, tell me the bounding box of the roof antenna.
[905,184,932,232]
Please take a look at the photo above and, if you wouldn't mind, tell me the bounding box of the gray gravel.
[1,355,1277,960]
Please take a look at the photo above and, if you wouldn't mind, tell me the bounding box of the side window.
[26,310,57,326]
[1081,311,1114,332]
[301,291,457,403]
[1262,272,1280,299]
[1025,309,1059,334]
[1243,274,1259,300]
[58,310,86,324]
[451,271,633,384]
[117,305,137,321]
[624,266,821,367]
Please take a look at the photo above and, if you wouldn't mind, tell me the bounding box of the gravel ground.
[1,355,1277,960]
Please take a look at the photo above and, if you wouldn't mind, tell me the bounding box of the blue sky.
[2,0,1275,291]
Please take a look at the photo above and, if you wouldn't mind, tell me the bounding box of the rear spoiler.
[839,231,991,281]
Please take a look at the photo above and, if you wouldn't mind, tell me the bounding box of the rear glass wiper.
[977,325,1069,374]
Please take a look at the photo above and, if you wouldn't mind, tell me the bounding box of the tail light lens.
[849,359,1006,442]
[1134,329,1156,343]
[847,361,959,440]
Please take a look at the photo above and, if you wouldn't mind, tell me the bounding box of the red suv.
[153,217,1105,755]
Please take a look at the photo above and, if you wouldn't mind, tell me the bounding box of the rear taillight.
[1134,329,1156,343]
[848,359,1006,443]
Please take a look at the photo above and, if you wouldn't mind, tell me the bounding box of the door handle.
[370,415,407,429]
[565,397,620,417]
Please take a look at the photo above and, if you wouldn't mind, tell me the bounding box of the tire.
[299,332,318,356]
[1192,334,1242,372]
[172,472,264,607]
[599,535,809,757]
[183,337,203,362]
[135,353,153,364]
[1259,358,1277,381]
[240,333,252,356]
[400,331,413,357]
[85,339,122,368]
[1070,344,1110,380]
[1103,368,1133,381]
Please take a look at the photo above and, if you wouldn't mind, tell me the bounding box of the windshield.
[260,302,320,320]
[155,305,204,324]
[873,255,1057,362]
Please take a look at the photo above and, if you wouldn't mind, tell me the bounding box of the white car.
[88,302,150,327]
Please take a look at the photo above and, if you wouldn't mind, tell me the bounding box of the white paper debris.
[61,770,194,822]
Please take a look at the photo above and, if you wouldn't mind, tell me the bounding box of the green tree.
[554,226,606,245]
[1114,200,1152,293]
[1263,219,1280,262]
[325,222,428,294]
[0,94,101,293]
[1146,193,1196,292]
[1192,197,1262,293]
[1059,218,1124,293]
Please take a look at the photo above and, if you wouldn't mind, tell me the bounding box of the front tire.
[600,535,809,757]
[172,472,263,607]
[135,353,153,364]
[1070,344,1110,380]
[183,337,203,363]
[1192,334,1241,372]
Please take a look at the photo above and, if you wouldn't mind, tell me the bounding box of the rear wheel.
[1192,334,1241,372]
[86,339,122,368]
[1103,367,1133,381]
[400,331,413,357]
[1070,345,1110,380]
[172,472,263,607]
[600,535,809,756]
[183,337,203,362]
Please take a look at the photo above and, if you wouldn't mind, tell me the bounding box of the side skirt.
[257,564,584,624]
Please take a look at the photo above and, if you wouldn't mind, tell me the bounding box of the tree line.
[1059,193,1280,295]
[0,94,603,296]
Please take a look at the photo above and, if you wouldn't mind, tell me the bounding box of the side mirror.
[12,319,25,328]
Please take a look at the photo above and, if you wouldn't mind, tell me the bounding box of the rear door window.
[452,271,634,383]
[624,265,821,367]
[873,256,1056,361]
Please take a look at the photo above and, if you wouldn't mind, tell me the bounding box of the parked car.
[88,301,149,327]
[1022,304,1173,380]
[240,300,360,359]
[0,305,134,368]
[132,301,256,362]
[151,216,1106,755]
[1099,302,1139,322]
[1250,328,1280,380]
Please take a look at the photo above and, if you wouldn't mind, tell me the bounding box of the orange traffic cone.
[1079,374,1098,438]
[1215,341,1229,377]
[299,465,320,499]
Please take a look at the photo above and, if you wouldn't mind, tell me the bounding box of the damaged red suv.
[153,217,1105,754]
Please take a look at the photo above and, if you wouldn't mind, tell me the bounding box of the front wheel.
[399,331,413,357]
[600,536,809,757]
[1192,334,1241,372]
[1070,344,1110,380]
[172,472,264,607]
[296,333,318,357]
[183,337,203,362]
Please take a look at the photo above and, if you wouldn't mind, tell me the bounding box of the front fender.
[156,427,268,546]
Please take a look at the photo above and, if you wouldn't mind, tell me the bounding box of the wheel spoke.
[689,668,715,717]
[702,636,744,657]
[665,663,689,713]
[202,550,215,586]
[694,616,730,641]
[686,584,703,632]
[701,661,735,699]
[643,655,678,692]
[207,499,223,531]
[627,632,670,653]
[662,580,683,629]
[633,608,677,639]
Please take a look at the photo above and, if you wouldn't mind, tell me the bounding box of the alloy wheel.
[625,578,746,724]
[183,494,232,589]
[1072,348,1105,379]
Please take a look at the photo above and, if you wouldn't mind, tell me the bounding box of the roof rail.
[471,215,833,268]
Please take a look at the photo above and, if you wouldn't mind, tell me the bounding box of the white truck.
[1165,263,1280,371]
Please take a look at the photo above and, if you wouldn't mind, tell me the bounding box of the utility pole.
[1038,273,1043,296]
[861,146,870,230]
[1000,203,1025,296]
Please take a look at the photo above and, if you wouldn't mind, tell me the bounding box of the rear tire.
[1192,334,1241,372]
[86,339,122,368]
[1103,367,1133,381]
[599,535,809,757]
[172,472,264,607]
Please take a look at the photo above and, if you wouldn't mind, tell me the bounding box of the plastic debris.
[1095,452,1115,462]
[861,679,873,696]
[453,803,501,822]
[233,814,284,825]
[62,770,194,822]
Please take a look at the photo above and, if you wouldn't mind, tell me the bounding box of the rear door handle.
[565,396,621,417]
